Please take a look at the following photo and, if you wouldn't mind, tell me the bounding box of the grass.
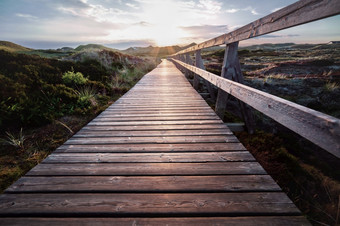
[0,128,26,150]
[324,81,339,92]
[75,86,97,100]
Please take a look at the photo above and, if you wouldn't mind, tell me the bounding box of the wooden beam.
[171,59,340,158]
[175,0,340,55]
[193,50,216,101]
[185,53,193,78]
[193,50,201,90]
[215,42,255,134]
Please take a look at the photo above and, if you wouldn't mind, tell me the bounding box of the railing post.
[194,50,216,101]
[177,54,184,74]
[215,42,255,134]
[193,50,202,90]
[185,53,193,79]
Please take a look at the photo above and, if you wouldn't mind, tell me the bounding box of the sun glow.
[140,0,189,46]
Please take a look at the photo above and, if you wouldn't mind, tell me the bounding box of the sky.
[0,0,339,50]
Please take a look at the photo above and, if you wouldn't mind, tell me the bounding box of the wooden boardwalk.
[0,60,309,225]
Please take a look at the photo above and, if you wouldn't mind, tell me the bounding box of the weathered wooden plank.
[87,120,222,126]
[99,110,216,115]
[110,103,209,107]
[175,0,340,54]
[172,59,340,158]
[115,98,204,101]
[106,106,212,111]
[26,162,266,176]
[74,129,232,137]
[6,175,279,193]
[64,135,239,145]
[0,216,311,226]
[91,115,221,122]
[0,192,300,216]
[82,124,230,131]
[55,143,246,153]
[96,112,218,117]
[43,151,255,163]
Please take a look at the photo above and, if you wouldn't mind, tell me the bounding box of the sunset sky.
[0,0,339,49]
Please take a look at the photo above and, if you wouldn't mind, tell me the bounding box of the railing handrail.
[174,0,340,55]
[170,0,340,158]
[171,59,340,158]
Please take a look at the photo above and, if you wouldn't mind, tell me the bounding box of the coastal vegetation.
[0,42,157,193]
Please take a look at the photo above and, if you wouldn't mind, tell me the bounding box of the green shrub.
[62,70,88,85]
[75,86,97,110]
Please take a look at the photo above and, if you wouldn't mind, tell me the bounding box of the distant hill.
[122,43,197,57]
[74,44,118,52]
[0,41,199,59]
[56,47,75,52]
[0,41,31,52]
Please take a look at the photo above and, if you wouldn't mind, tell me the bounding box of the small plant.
[75,86,97,108]
[62,69,88,85]
[324,81,339,92]
[0,128,26,150]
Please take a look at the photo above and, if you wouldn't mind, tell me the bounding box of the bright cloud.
[15,13,38,19]
[226,6,259,15]
[126,3,138,9]
[226,9,239,13]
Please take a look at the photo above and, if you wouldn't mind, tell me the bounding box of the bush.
[62,70,88,85]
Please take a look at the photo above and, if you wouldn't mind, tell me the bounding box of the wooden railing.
[170,0,340,158]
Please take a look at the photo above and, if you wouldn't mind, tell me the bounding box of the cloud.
[197,0,222,14]
[245,7,259,15]
[135,21,151,26]
[180,24,228,39]
[126,3,138,9]
[226,9,239,13]
[226,6,259,15]
[15,13,38,20]
[55,1,136,24]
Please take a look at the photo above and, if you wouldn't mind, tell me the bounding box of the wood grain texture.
[0,192,299,216]
[6,175,279,193]
[64,135,239,145]
[55,142,246,153]
[74,129,233,137]
[0,217,310,226]
[81,124,230,131]
[43,151,255,163]
[27,162,266,176]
